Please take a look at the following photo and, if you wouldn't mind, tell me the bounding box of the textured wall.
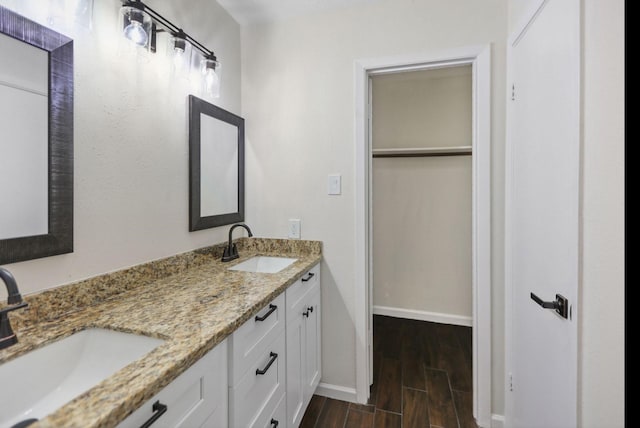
[0,0,241,296]
[241,0,507,413]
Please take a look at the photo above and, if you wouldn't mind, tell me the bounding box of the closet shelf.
[372,146,472,158]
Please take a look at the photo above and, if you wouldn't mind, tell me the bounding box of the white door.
[506,0,580,427]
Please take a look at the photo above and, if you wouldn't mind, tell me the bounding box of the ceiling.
[216,0,383,25]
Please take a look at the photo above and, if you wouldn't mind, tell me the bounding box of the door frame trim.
[354,44,492,427]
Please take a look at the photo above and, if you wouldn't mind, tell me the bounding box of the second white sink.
[228,256,297,273]
[0,328,164,428]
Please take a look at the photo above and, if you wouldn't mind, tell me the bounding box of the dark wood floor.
[300,315,476,428]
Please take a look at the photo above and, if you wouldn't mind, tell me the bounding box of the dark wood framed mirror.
[189,95,245,231]
[0,6,74,265]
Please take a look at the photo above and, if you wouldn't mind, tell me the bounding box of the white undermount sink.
[228,256,298,273]
[0,328,164,428]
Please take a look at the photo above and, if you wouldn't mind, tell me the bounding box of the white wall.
[372,69,472,319]
[579,0,625,426]
[372,67,472,149]
[242,0,507,412]
[373,156,472,318]
[508,0,625,426]
[0,0,241,297]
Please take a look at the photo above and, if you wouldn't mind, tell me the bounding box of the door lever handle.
[530,292,569,319]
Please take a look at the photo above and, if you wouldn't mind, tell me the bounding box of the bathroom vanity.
[0,238,321,428]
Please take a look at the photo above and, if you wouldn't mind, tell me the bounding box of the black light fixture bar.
[122,0,216,60]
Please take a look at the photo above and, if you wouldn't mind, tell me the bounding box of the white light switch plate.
[328,174,341,195]
[288,219,301,239]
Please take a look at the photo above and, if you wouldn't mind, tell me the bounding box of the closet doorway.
[372,66,473,325]
[371,64,474,424]
[354,47,491,427]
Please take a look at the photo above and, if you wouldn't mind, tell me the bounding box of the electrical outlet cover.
[288,219,301,239]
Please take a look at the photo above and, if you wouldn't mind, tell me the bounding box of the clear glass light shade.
[200,58,221,98]
[168,35,193,76]
[120,5,153,48]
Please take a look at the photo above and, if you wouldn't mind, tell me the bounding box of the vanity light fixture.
[201,54,221,99]
[169,30,192,74]
[119,0,221,96]
[121,2,151,47]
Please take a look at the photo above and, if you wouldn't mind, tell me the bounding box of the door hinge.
[511,84,516,101]
[509,373,514,392]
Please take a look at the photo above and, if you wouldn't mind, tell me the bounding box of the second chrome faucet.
[221,224,253,262]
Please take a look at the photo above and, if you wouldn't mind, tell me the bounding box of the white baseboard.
[373,305,473,327]
[315,382,358,403]
[491,414,505,428]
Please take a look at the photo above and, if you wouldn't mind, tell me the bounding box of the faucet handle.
[230,243,238,256]
[222,243,239,262]
[0,301,28,315]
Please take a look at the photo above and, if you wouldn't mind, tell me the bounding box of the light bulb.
[167,34,193,78]
[120,5,152,50]
[204,68,220,98]
[173,46,185,68]
[124,20,148,46]
[205,69,219,87]
[200,57,221,98]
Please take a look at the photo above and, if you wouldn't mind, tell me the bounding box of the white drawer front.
[118,339,227,428]
[229,293,285,385]
[285,264,320,324]
[258,391,286,428]
[230,332,286,428]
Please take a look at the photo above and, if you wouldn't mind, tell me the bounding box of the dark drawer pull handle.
[139,401,168,428]
[256,352,278,375]
[301,272,315,282]
[270,418,279,427]
[303,306,314,317]
[255,304,277,322]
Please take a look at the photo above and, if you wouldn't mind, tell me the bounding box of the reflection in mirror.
[189,95,244,231]
[0,6,74,264]
[0,32,49,240]
[200,115,238,217]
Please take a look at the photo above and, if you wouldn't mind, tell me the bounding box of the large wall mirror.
[189,95,244,231]
[0,6,74,264]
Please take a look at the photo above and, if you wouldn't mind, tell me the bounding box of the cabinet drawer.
[286,264,320,323]
[118,339,227,428]
[229,332,286,428]
[258,392,286,428]
[229,293,285,385]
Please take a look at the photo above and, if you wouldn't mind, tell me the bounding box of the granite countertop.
[0,238,322,428]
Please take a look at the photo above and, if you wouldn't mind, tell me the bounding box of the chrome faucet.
[0,268,28,350]
[222,224,253,262]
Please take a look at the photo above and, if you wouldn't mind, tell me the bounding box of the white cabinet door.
[286,312,305,428]
[285,264,322,428]
[118,340,227,428]
[304,290,321,399]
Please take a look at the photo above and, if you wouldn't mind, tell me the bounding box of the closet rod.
[372,146,472,158]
